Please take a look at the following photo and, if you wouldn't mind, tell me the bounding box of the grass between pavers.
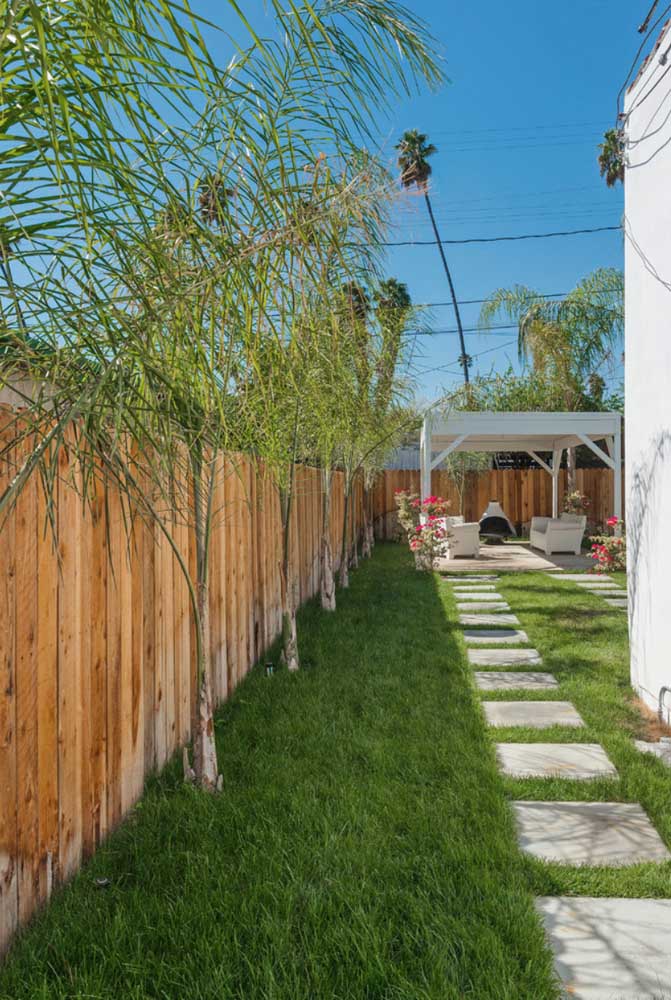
[442,570,671,901]
[0,544,558,1000]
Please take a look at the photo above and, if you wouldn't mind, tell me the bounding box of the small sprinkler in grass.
[265,662,274,677]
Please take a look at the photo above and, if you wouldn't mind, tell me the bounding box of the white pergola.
[420,410,622,519]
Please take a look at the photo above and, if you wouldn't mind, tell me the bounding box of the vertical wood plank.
[88,479,107,850]
[36,459,59,902]
[0,410,17,952]
[58,437,83,881]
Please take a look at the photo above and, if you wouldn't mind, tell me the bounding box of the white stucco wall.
[625,26,671,721]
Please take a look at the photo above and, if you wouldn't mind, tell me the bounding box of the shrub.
[589,516,626,572]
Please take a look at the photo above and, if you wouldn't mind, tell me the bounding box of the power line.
[415,340,519,377]
[405,323,519,338]
[379,225,622,248]
[617,4,671,119]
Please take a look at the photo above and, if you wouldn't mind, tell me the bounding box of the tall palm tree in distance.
[396,130,470,383]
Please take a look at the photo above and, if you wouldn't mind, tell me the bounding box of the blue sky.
[198,1,639,402]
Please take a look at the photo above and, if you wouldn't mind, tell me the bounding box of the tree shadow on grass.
[0,544,559,1000]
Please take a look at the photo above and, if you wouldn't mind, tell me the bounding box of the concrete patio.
[437,541,593,573]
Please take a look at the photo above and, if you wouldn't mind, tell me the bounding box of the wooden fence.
[0,443,363,955]
[0,459,616,954]
[371,467,620,540]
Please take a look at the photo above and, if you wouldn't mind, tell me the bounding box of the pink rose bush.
[589,516,626,573]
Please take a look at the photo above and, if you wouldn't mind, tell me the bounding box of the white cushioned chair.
[529,513,586,556]
[435,516,481,559]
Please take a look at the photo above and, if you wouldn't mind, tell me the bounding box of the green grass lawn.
[1,548,665,1000]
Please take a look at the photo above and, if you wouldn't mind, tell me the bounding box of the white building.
[624,22,671,722]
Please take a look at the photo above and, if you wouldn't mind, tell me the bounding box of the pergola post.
[613,419,622,521]
[420,413,432,501]
[552,448,562,518]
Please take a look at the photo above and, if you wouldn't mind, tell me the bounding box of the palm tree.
[480,268,624,489]
[396,130,470,383]
[598,129,625,188]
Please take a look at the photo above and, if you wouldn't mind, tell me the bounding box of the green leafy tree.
[479,268,623,487]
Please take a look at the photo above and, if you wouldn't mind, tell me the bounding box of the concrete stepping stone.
[636,739,671,768]
[496,743,617,779]
[464,629,529,645]
[576,581,620,590]
[453,583,498,591]
[468,648,542,667]
[457,602,510,613]
[459,613,520,627]
[453,591,505,601]
[513,801,671,865]
[484,701,583,728]
[550,574,614,583]
[445,575,499,582]
[604,598,628,608]
[475,672,557,691]
[583,589,624,597]
[536,896,671,1000]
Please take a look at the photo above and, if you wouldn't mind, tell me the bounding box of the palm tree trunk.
[191,451,221,792]
[423,191,469,385]
[279,473,299,672]
[361,484,372,558]
[338,484,350,588]
[320,467,336,611]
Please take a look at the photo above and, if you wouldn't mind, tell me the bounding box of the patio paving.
[475,671,557,691]
[437,544,592,573]
[513,801,671,865]
[468,648,542,667]
[496,743,617,779]
[457,602,511,612]
[464,629,529,645]
[459,613,520,627]
[483,701,584,728]
[536,896,671,1000]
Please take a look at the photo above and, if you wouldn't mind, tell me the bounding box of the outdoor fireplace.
[479,501,516,540]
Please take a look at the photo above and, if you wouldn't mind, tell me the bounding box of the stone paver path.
[513,801,671,865]
[462,571,671,990]
[536,896,671,1000]
[548,574,614,583]
[468,647,542,667]
[484,701,584,728]
[444,575,500,582]
[456,602,511,612]
[454,590,504,601]
[496,743,617,779]
[475,671,557,691]
[463,629,529,645]
[459,612,520,627]
[636,740,671,768]
[604,598,628,609]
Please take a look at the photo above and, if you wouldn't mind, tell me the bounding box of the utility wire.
[617,4,671,120]
[378,225,621,248]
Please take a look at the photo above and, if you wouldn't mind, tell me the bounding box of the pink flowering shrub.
[394,489,421,542]
[393,490,451,569]
[409,516,449,571]
[589,516,626,573]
